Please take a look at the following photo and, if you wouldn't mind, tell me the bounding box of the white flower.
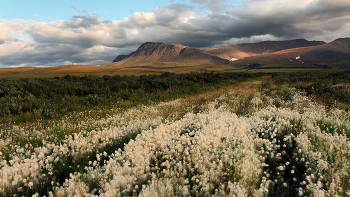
[277,165,285,171]
[299,190,303,196]
[28,182,33,188]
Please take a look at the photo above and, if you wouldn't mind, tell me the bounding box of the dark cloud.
[63,15,101,29]
[167,0,350,47]
[1,0,350,67]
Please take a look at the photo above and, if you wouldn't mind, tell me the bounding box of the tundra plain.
[1,71,350,196]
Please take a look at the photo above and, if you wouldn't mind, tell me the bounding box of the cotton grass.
[1,87,350,196]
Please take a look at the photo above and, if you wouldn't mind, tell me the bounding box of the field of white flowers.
[1,82,350,196]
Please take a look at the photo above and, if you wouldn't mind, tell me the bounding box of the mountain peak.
[110,42,229,66]
[130,42,188,58]
[112,42,187,63]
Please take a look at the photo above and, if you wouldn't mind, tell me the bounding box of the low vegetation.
[0,72,266,124]
[271,70,350,109]
[1,70,350,196]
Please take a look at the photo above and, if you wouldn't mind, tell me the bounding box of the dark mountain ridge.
[300,38,350,60]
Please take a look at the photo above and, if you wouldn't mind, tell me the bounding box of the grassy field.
[129,61,239,73]
[0,62,241,79]
[0,65,169,79]
[1,71,350,196]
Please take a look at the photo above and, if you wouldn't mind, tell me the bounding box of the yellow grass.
[0,65,169,78]
[0,67,36,74]
[43,65,117,75]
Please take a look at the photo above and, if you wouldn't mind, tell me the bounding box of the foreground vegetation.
[0,72,266,124]
[1,70,350,196]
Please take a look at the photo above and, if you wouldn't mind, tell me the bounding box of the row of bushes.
[0,72,268,122]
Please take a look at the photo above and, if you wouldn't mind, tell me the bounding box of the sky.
[0,0,350,68]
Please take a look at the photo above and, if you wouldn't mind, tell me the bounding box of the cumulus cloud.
[1,0,350,67]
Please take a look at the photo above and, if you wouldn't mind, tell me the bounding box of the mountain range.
[105,38,350,70]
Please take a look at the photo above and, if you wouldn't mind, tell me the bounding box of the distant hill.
[224,37,350,69]
[322,38,350,53]
[242,37,350,60]
[202,39,326,61]
[106,42,230,67]
[300,38,350,60]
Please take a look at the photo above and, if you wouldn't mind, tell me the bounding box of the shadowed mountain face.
[113,55,128,62]
[174,47,231,65]
[110,42,230,67]
[300,38,350,60]
[317,38,350,53]
[202,39,326,60]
